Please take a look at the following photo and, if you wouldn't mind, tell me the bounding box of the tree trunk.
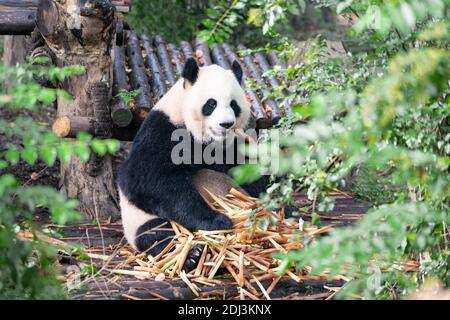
[2,35,27,64]
[2,35,27,90]
[36,0,119,222]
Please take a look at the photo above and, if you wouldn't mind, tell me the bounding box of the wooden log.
[0,0,38,7]
[37,0,119,221]
[0,0,129,35]
[267,51,288,70]
[0,10,36,35]
[126,31,153,123]
[254,52,293,116]
[237,45,281,125]
[141,35,167,98]
[53,116,138,141]
[153,35,176,87]
[211,43,230,70]
[195,37,212,66]
[180,40,194,60]
[222,44,270,129]
[167,43,183,76]
[111,45,133,127]
[116,18,124,46]
[53,116,96,138]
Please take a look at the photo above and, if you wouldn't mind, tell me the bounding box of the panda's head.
[181,58,251,143]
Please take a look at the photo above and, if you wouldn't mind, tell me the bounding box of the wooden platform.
[48,192,368,300]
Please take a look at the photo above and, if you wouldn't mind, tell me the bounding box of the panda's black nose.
[219,121,234,129]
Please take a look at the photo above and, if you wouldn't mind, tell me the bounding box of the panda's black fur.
[117,59,268,259]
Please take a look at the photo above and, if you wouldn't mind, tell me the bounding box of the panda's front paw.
[211,213,233,230]
[197,212,233,231]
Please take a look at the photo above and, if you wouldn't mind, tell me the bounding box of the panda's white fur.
[119,189,153,250]
[118,61,253,254]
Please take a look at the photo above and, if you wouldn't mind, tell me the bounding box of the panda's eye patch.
[230,100,241,117]
[202,98,217,116]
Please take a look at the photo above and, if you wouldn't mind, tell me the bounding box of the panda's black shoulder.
[117,110,178,191]
[132,110,177,148]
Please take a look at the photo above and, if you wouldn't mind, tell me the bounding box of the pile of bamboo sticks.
[130,188,334,298]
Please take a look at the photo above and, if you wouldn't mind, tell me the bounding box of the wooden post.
[36,0,119,221]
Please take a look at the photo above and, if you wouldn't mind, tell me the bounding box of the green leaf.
[0,174,17,196]
[57,142,73,164]
[0,160,8,169]
[247,8,263,26]
[105,139,120,154]
[21,148,38,165]
[5,149,20,165]
[40,146,57,166]
[231,163,262,184]
[76,131,93,143]
[38,89,57,105]
[91,139,107,156]
[75,143,90,162]
[311,212,321,227]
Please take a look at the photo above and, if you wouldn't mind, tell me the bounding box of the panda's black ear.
[182,58,199,87]
[231,60,243,85]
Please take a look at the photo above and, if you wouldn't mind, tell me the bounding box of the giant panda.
[117,58,268,265]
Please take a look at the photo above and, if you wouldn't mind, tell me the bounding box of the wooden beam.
[237,45,281,125]
[0,0,38,8]
[222,44,270,129]
[111,45,133,127]
[0,10,36,35]
[195,37,212,66]
[180,41,194,60]
[167,43,183,76]
[126,31,153,123]
[154,35,177,87]
[53,116,96,138]
[0,0,129,35]
[142,35,167,98]
[53,116,138,141]
[254,52,293,116]
[211,43,230,70]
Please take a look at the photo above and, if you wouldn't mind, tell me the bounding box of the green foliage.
[230,0,449,299]
[127,0,214,42]
[350,165,398,205]
[199,0,306,46]
[116,89,139,107]
[126,0,306,46]
[0,60,120,299]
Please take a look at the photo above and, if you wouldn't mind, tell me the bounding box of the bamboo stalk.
[179,271,200,297]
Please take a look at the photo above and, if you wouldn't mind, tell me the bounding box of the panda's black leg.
[135,218,175,256]
[135,219,207,272]
[283,204,300,219]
